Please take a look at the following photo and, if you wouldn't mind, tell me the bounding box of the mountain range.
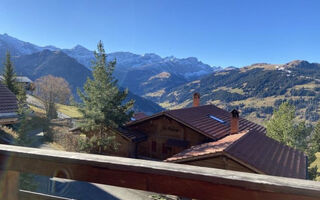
[0,33,218,114]
[158,60,320,124]
[2,33,320,124]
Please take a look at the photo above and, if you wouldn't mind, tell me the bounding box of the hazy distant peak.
[43,45,59,51]
[72,44,88,50]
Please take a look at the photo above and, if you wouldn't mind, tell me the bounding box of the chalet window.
[162,144,167,154]
[152,141,157,152]
[167,146,172,154]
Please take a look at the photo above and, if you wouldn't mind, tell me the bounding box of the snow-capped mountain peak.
[0,33,219,80]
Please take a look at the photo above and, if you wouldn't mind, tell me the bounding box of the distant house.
[0,75,33,92]
[0,83,18,125]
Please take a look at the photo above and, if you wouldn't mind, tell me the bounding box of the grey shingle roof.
[0,83,18,114]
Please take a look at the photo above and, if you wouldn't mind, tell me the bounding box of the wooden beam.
[0,170,19,200]
[0,144,319,200]
[19,190,74,200]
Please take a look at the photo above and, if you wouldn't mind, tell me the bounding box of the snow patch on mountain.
[0,33,219,79]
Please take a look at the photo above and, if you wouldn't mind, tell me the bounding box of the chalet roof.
[0,75,32,83]
[117,127,147,142]
[166,130,307,179]
[69,126,147,143]
[132,112,148,121]
[127,105,266,140]
[0,83,18,114]
[165,131,247,162]
[15,76,32,83]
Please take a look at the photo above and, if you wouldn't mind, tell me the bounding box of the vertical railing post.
[0,170,19,200]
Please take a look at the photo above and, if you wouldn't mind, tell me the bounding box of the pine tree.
[306,121,320,180]
[2,51,17,94]
[307,122,320,163]
[78,41,134,154]
[267,102,296,146]
[267,101,311,149]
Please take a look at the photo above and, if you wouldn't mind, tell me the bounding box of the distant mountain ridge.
[0,33,220,104]
[0,33,219,78]
[2,33,320,123]
[157,60,320,124]
[0,33,164,114]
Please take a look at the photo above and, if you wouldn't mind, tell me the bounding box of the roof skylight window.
[208,114,226,124]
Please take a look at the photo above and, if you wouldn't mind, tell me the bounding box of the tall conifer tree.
[78,41,134,153]
[2,51,17,94]
[266,101,311,150]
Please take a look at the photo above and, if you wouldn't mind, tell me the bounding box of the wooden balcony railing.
[0,144,319,200]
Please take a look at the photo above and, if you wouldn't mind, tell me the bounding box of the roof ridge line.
[166,104,212,112]
[224,129,251,152]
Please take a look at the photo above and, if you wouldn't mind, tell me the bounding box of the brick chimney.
[193,93,200,107]
[230,109,239,134]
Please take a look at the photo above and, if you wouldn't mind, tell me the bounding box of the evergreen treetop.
[266,101,311,150]
[2,51,18,94]
[78,41,134,133]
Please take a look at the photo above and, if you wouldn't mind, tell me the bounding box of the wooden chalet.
[125,93,265,160]
[120,93,307,179]
[0,83,18,125]
[71,93,307,179]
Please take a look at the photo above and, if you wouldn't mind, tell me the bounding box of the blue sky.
[0,0,320,67]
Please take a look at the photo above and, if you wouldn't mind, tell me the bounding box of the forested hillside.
[156,61,320,124]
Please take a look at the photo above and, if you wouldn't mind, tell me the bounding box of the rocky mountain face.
[61,45,220,98]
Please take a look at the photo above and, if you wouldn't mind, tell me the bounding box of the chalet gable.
[127,105,266,140]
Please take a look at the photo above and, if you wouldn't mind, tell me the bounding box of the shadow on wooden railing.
[0,144,319,200]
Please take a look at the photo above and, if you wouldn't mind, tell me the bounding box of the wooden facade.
[182,155,258,174]
[129,116,209,160]
[107,130,136,157]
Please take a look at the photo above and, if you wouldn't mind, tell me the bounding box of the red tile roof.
[127,105,266,140]
[166,130,307,179]
[0,83,18,114]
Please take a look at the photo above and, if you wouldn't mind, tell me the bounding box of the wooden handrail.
[19,190,74,200]
[0,144,319,200]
